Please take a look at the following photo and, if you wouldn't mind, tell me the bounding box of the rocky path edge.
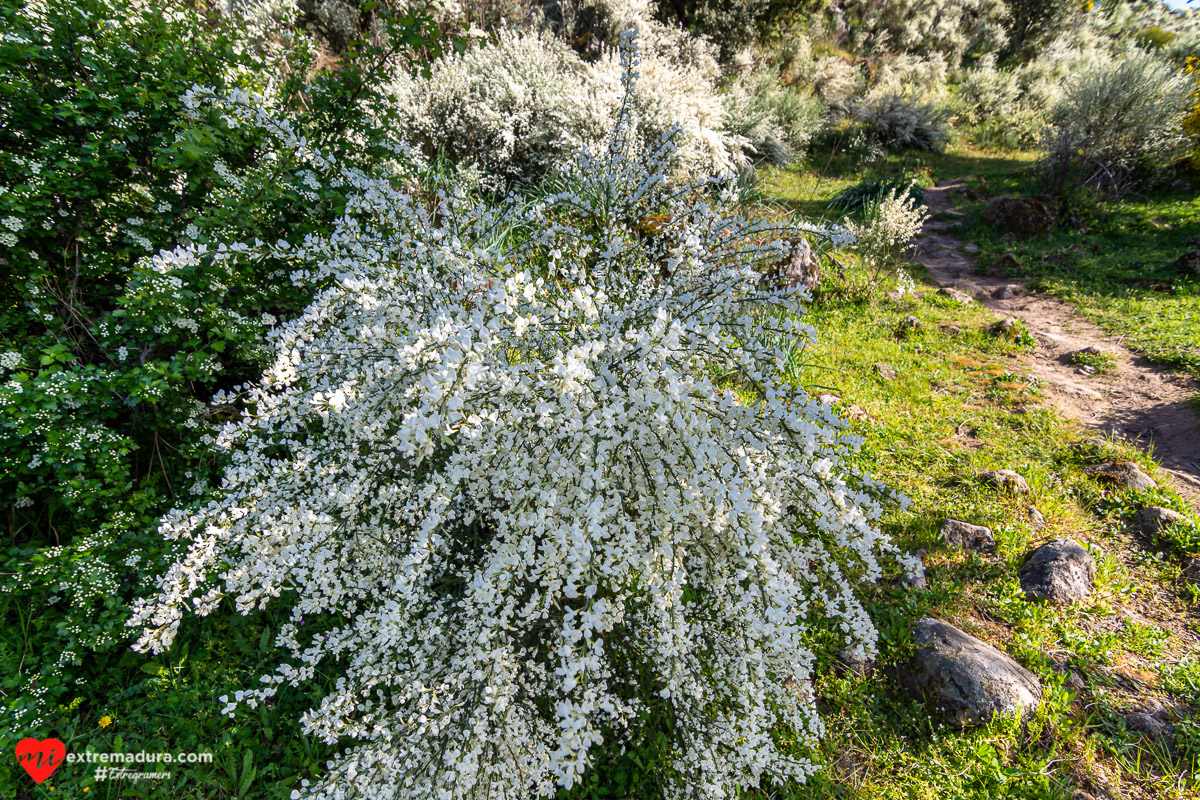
[912,178,1200,511]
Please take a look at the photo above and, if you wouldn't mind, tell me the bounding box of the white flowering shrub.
[866,53,950,107]
[809,55,863,110]
[133,42,915,800]
[391,0,789,186]
[844,184,928,290]
[834,0,1008,68]
[1042,47,1192,196]
[390,30,614,188]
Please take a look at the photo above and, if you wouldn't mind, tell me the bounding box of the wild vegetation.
[1,0,1199,798]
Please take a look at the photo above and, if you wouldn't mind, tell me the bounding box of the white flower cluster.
[844,184,929,271]
[389,4,768,186]
[133,49,913,800]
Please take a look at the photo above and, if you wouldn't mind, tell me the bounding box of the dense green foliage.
[0,0,454,793]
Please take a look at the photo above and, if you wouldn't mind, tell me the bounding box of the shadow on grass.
[760,144,1035,223]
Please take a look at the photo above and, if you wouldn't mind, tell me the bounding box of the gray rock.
[836,647,875,677]
[1125,701,1174,743]
[992,283,1024,300]
[1027,506,1047,530]
[1128,506,1184,535]
[1084,461,1157,492]
[939,519,996,553]
[938,287,973,304]
[874,362,898,381]
[964,243,980,254]
[1065,671,1085,691]
[781,238,820,290]
[816,393,841,406]
[1019,538,1095,604]
[903,618,1042,727]
[986,253,1022,276]
[982,196,1056,236]
[981,469,1032,496]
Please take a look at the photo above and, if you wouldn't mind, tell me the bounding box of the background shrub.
[1041,47,1192,196]
[851,95,949,152]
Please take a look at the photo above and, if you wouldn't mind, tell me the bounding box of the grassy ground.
[756,147,1200,799]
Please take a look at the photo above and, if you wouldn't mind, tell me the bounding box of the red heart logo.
[15,737,66,784]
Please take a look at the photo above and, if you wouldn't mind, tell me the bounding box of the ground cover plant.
[3,0,1200,797]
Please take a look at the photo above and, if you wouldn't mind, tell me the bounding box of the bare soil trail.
[913,178,1200,510]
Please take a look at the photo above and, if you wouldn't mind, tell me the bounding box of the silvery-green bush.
[723,73,826,165]
[133,38,917,800]
[389,30,614,188]
[1041,47,1192,195]
[957,54,1022,122]
[388,12,767,186]
[852,95,949,152]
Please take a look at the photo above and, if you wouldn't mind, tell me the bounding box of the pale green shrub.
[810,56,863,109]
[958,54,1021,121]
[852,95,949,152]
[390,30,613,188]
[1042,47,1192,195]
[723,74,826,164]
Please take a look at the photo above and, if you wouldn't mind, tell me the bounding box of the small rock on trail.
[1127,506,1184,535]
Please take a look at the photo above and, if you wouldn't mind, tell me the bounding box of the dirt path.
[913,178,1200,510]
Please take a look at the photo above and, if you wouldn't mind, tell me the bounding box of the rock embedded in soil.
[992,283,1024,300]
[981,469,1032,496]
[902,618,1042,728]
[986,253,1022,276]
[963,243,980,254]
[1083,461,1157,492]
[982,196,1056,236]
[1175,249,1200,276]
[816,393,841,406]
[939,519,996,553]
[1019,538,1096,604]
[1124,700,1175,745]
[1127,506,1184,535]
[938,286,973,304]
[1027,506,1046,530]
[874,362,898,381]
